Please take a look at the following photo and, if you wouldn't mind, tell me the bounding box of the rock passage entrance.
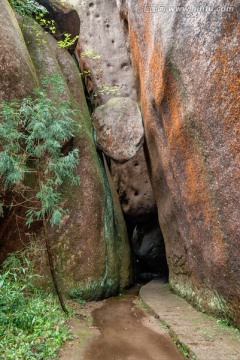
[83,290,185,360]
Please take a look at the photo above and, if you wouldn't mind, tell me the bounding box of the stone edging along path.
[140,280,240,360]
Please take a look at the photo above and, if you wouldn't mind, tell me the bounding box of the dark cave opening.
[126,215,169,284]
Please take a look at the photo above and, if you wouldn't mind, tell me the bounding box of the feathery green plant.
[0,74,80,312]
[0,75,80,227]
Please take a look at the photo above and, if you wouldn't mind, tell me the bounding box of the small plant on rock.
[58,33,79,49]
[9,0,78,50]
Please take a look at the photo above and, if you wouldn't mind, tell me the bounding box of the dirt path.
[60,287,185,360]
[83,291,185,360]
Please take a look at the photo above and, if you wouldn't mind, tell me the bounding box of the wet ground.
[60,285,185,360]
[61,282,240,360]
[83,288,185,360]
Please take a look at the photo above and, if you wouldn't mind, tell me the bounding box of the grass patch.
[173,337,197,359]
[0,252,71,359]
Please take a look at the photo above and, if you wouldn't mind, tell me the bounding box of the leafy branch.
[0,75,80,312]
[8,0,47,16]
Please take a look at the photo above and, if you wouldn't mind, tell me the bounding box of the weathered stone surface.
[111,147,156,221]
[43,35,131,296]
[19,18,69,90]
[72,0,154,243]
[0,11,131,299]
[119,0,240,325]
[0,0,38,101]
[92,97,144,162]
[73,0,136,106]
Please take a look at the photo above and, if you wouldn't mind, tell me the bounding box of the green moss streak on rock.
[170,276,235,325]
[11,14,131,301]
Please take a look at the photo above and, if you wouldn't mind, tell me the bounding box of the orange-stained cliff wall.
[117,0,240,326]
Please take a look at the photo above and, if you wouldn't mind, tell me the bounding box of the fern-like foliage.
[0,75,80,227]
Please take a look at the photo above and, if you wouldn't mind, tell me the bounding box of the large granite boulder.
[92,97,144,162]
[0,6,131,299]
[0,0,38,101]
[0,0,38,262]
[73,0,136,106]
[118,0,240,325]
[73,0,155,232]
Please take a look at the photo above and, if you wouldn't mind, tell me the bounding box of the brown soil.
[83,290,185,360]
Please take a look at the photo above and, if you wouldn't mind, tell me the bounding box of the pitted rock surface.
[111,147,156,220]
[92,97,144,162]
[74,0,136,106]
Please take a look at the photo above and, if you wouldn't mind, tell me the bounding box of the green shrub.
[0,74,80,312]
[0,253,70,359]
[8,0,47,16]
[0,74,80,228]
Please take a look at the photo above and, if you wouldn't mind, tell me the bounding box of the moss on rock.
[1,8,131,300]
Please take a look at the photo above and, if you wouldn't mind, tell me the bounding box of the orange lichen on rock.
[126,3,239,324]
[128,21,142,101]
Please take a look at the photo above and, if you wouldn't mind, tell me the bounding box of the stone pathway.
[140,280,240,360]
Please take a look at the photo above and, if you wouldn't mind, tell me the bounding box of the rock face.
[0,0,38,101]
[74,0,136,106]
[111,148,156,222]
[92,97,144,162]
[0,4,131,299]
[118,0,240,324]
[0,0,38,262]
[73,0,155,230]
[3,0,238,326]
